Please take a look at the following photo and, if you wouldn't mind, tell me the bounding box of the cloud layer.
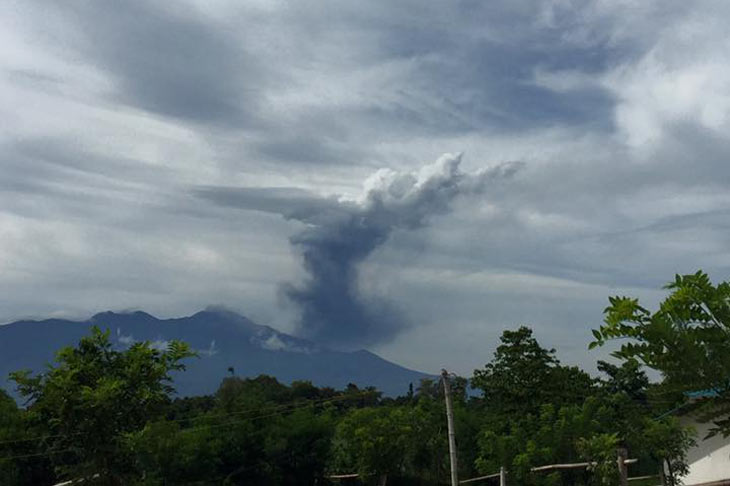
[1,0,730,374]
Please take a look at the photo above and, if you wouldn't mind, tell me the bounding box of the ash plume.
[196,153,523,348]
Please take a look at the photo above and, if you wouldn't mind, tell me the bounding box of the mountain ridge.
[0,308,431,399]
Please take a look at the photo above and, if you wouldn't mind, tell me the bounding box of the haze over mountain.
[0,308,430,399]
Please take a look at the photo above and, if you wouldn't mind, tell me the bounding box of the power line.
[0,449,74,462]
[0,390,375,448]
[167,390,375,425]
[163,394,365,435]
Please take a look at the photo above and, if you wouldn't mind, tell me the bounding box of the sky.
[2,0,730,376]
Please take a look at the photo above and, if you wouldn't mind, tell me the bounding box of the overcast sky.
[2,1,729,376]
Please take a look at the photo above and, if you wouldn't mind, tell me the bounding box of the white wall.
[680,415,730,485]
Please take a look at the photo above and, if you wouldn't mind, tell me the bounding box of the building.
[678,392,730,486]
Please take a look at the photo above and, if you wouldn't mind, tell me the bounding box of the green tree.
[330,406,415,485]
[596,359,649,403]
[472,327,595,417]
[472,327,559,416]
[125,420,221,485]
[592,270,730,436]
[475,399,611,486]
[216,374,291,413]
[642,417,696,486]
[576,433,619,486]
[263,407,335,485]
[10,326,194,485]
[0,389,25,485]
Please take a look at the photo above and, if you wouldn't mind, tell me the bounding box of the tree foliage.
[642,417,696,486]
[592,270,730,436]
[576,433,619,486]
[10,326,194,484]
[472,326,595,418]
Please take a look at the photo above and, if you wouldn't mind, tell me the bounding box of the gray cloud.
[197,154,523,348]
[47,1,264,125]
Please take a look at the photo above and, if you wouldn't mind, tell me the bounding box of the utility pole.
[499,466,507,486]
[442,369,459,486]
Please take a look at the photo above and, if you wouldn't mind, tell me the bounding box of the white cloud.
[603,4,730,146]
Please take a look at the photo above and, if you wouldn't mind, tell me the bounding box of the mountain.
[0,308,430,399]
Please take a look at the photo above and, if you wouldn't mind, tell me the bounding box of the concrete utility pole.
[441,369,459,486]
[499,466,507,486]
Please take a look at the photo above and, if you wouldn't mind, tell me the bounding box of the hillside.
[0,308,430,398]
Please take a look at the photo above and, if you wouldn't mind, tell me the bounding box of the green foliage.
[576,433,619,486]
[596,359,648,403]
[472,326,595,418]
[125,420,221,485]
[592,270,730,436]
[330,407,414,483]
[0,389,23,484]
[10,326,194,484]
[476,399,613,486]
[0,388,55,485]
[472,326,559,415]
[264,408,335,485]
[472,325,693,486]
[472,327,600,485]
[642,417,696,486]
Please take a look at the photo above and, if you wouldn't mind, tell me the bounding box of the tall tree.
[11,326,194,484]
[472,326,559,416]
[472,326,594,416]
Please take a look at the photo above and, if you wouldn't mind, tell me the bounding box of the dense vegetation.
[2,271,727,485]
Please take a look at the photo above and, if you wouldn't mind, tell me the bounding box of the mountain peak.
[91,310,158,322]
[189,306,261,331]
[198,305,248,320]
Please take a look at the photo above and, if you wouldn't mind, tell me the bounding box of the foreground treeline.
[2,270,729,486]
[0,328,692,486]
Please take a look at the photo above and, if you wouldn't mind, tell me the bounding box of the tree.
[596,359,649,404]
[330,407,415,485]
[475,399,614,486]
[472,327,559,416]
[215,374,291,413]
[472,326,594,417]
[472,327,602,485]
[0,389,25,485]
[576,433,619,486]
[125,420,221,485]
[642,417,696,486]
[592,270,730,436]
[10,326,194,484]
[263,407,335,485]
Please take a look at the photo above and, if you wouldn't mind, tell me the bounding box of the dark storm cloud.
[196,154,523,348]
[53,1,262,125]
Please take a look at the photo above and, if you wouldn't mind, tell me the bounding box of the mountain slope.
[0,309,430,398]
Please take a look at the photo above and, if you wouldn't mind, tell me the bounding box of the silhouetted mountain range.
[0,308,430,400]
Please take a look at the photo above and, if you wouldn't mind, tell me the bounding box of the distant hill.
[0,308,430,399]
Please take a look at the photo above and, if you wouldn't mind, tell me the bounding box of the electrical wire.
[0,390,375,448]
